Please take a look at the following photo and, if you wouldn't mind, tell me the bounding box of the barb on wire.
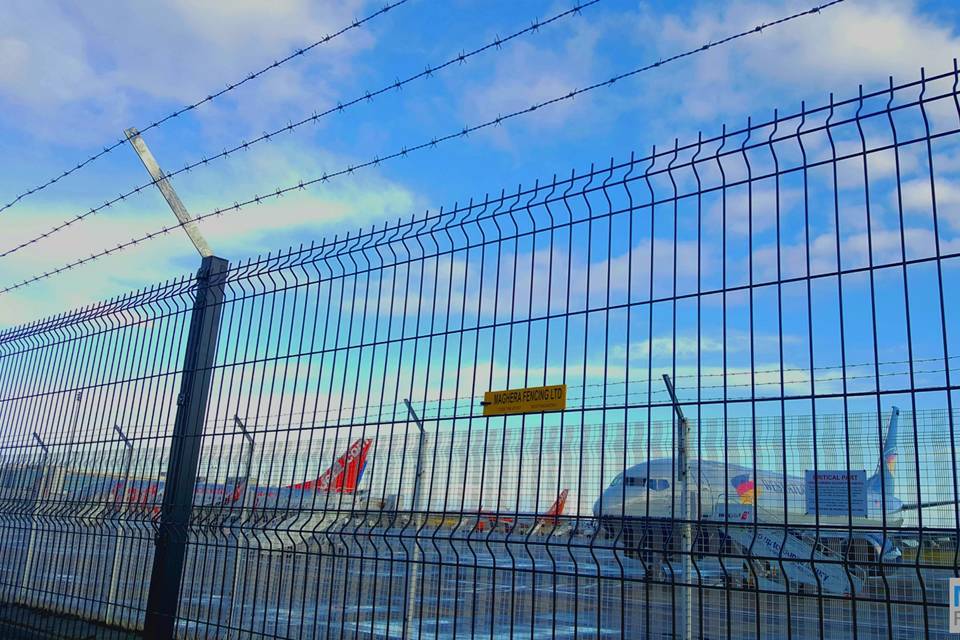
[0,0,847,295]
[0,0,408,219]
[0,0,601,260]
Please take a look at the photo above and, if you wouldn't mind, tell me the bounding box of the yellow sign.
[482,384,567,416]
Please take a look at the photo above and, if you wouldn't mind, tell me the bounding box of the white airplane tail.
[867,407,898,503]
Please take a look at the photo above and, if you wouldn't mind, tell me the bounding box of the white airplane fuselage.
[593,458,902,527]
[593,408,906,570]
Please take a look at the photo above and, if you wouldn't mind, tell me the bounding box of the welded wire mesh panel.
[1,66,960,639]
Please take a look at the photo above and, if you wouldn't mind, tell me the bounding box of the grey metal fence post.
[225,415,254,633]
[105,424,134,625]
[18,433,50,604]
[143,255,228,640]
[662,375,692,640]
[402,399,427,640]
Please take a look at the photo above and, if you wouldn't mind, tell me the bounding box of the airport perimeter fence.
[2,65,960,639]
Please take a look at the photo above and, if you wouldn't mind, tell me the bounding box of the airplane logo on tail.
[538,488,569,527]
[731,474,761,505]
[885,452,896,476]
[528,489,570,533]
[289,438,372,494]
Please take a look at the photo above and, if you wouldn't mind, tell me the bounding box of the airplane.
[530,488,570,534]
[592,407,957,594]
[474,489,570,535]
[104,437,373,519]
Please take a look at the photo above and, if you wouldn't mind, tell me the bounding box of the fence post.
[17,433,50,604]
[105,425,134,625]
[662,375,692,640]
[225,415,255,631]
[402,399,427,640]
[143,256,228,639]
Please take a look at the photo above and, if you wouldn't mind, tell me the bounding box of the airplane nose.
[593,488,627,519]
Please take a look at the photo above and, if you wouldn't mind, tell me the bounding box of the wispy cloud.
[0,0,373,144]
[0,139,420,327]
[632,0,960,129]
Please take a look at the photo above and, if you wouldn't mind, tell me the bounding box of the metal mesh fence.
[2,66,960,638]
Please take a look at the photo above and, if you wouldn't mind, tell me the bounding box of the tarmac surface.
[0,517,954,639]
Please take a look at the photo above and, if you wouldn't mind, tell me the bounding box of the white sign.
[951,577,960,633]
[804,470,867,517]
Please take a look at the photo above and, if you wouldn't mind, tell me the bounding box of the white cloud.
[457,16,606,146]
[617,332,801,360]
[901,177,960,231]
[836,146,922,191]
[605,238,709,291]
[707,184,802,236]
[0,139,420,329]
[0,0,372,143]
[632,0,960,128]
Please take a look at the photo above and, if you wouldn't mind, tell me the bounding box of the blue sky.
[2,1,960,520]
[1,0,959,325]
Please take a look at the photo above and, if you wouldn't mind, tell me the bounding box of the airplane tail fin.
[868,406,898,499]
[537,488,569,527]
[287,438,372,493]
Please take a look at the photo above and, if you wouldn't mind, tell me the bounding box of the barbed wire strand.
[0,1,601,260]
[0,0,408,218]
[0,0,847,296]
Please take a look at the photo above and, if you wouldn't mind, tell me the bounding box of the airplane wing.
[899,498,960,511]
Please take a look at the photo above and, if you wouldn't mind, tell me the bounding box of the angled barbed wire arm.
[123,128,213,259]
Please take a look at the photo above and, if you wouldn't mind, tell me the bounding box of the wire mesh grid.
[1,65,960,638]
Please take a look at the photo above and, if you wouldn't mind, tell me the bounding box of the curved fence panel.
[1,66,960,639]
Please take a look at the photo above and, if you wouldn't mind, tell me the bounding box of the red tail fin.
[288,438,372,493]
[538,488,569,526]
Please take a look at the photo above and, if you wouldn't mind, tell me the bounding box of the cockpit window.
[622,477,668,490]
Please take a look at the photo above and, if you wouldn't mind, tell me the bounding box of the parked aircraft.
[106,438,373,517]
[475,489,570,535]
[592,407,956,594]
